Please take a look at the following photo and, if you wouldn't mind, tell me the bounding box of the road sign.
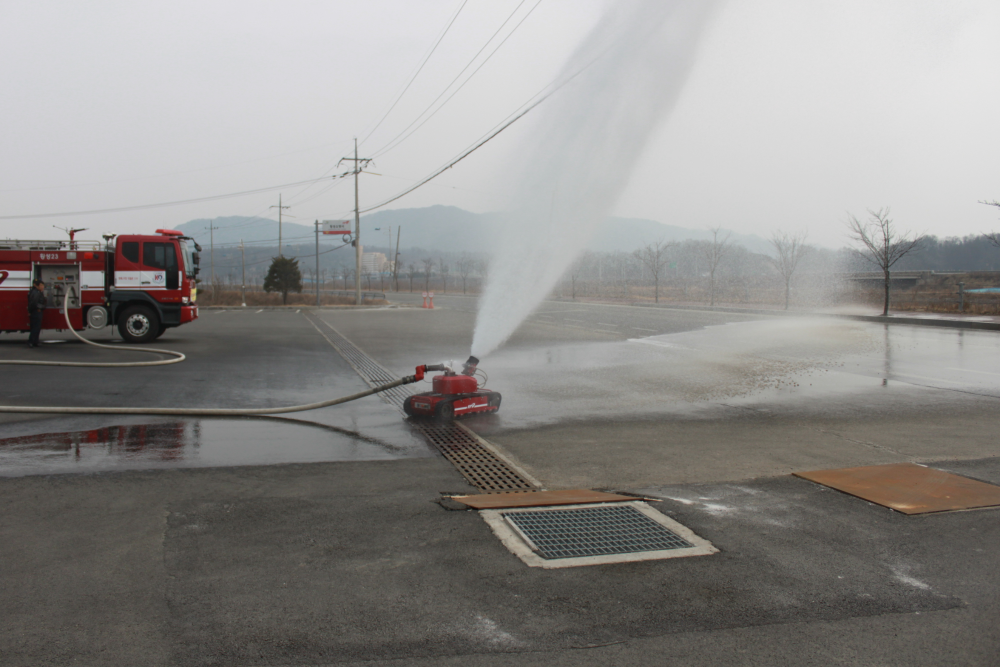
[321,220,351,235]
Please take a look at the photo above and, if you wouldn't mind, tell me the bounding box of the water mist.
[470,0,720,359]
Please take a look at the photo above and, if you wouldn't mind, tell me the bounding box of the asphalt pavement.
[1,294,998,666]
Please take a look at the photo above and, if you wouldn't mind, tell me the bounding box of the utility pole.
[314,220,321,307]
[208,220,216,299]
[338,139,371,305]
[239,239,246,307]
[393,226,401,292]
[271,194,290,257]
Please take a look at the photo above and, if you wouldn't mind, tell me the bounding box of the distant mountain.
[589,216,771,254]
[176,206,770,254]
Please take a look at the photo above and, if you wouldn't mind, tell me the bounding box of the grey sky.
[2,0,998,248]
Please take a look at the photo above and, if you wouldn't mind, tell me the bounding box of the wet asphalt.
[1,294,998,665]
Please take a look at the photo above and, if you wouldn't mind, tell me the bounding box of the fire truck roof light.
[155,229,183,236]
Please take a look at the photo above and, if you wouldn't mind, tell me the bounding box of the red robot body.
[403,356,501,420]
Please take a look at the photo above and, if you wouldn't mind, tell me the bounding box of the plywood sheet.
[794,463,1000,514]
[450,489,637,510]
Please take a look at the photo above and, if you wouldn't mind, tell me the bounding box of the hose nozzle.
[461,356,479,376]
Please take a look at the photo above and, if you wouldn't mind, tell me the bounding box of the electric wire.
[208,240,352,270]
[0,176,337,220]
[0,140,355,194]
[370,0,543,160]
[360,37,616,214]
[359,84,555,213]
[357,0,469,149]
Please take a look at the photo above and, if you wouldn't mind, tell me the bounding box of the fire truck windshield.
[180,239,197,277]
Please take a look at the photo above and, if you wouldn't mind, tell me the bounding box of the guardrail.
[894,289,1000,314]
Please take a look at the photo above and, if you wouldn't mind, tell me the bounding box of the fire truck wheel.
[435,401,454,421]
[118,305,160,344]
[155,325,168,339]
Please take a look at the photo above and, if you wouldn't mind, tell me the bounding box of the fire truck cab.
[0,229,200,343]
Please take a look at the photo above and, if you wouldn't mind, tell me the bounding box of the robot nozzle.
[461,356,479,376]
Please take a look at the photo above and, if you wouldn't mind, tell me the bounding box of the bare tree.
[768,230,809,310]
[701,227,732,307]
[438,258,449,294]
[569,258,582,301]
[407,263,416,292]
[421,257,435,292]
[981,200,1000,247]
[846,207,922,316]
[340,265,352,290]
[634,239,672,303]
[475,257,489,285]
[456,254,473,294]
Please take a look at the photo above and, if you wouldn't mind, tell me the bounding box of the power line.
[360,34,617,214]
[0,176,340,220]
[361,68,579,213]
[356,0,469,149]
[0,140,356,195]
[208,240,353,269]
[370,0,543,160]
[284,173,349,208]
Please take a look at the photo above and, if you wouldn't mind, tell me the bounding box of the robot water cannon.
[403,355,501,420]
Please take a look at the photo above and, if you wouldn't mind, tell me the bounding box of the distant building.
[361,252,388,274]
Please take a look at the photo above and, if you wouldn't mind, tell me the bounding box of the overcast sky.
[2,0,998,249]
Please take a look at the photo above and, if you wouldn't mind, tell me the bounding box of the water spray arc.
[470,0,720,359]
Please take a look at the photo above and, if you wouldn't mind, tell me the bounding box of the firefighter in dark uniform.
[27,279,46,348]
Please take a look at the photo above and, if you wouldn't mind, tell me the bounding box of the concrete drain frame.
[482,501,718,569]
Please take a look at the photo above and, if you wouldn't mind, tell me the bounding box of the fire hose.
[0,365,441,416]
[0,364,445,416]
[0,287,184,367]
[0,287,448,415]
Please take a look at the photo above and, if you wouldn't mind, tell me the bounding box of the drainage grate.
[416,422,536,492]
[304,313,415,408]
[305,313,537,493]
[502,505,693,559]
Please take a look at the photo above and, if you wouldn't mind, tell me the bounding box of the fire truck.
[0,229,200,343]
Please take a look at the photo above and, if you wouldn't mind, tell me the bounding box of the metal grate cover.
[415,422,536,492]
[502,505,692,559]
[305,313,536,493]
[304,313,414,408]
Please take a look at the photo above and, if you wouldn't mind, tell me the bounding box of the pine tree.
[263,256,302,305]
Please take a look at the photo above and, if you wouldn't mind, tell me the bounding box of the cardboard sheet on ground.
[450,489,637,510]
[794,463,1000,514]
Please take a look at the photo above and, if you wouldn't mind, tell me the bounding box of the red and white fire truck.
[0,229,200,343]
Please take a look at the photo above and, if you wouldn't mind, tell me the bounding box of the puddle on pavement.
[472,319,1000,429]
[0,417,432,477]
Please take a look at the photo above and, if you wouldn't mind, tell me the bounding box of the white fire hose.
[0,287,438,417]
[0,375,419,416]
[0,287,184,367]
